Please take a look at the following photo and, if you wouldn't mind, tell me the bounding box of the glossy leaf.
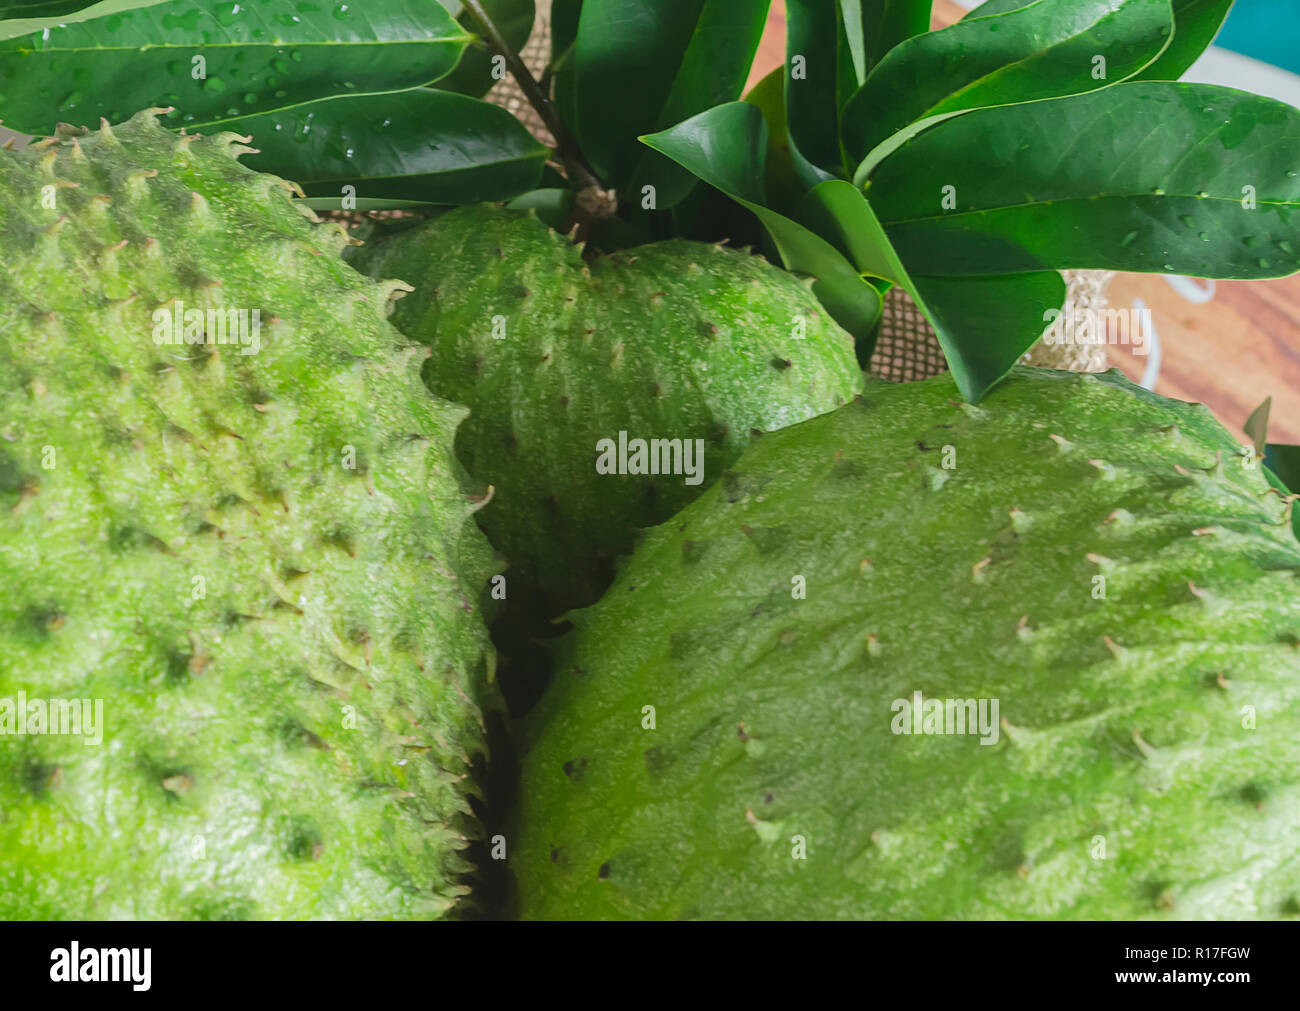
[506,187,575,230]
[568,0,769,203]
[965,0,1232,82]
[845,0,1174,181]
[1264,445,1300,492]
[961,0,1043,14]
[642,103,883,347]
[437,0,536,98]
[0,0,471,134]
[231,89,549,205]
[1132,0,1234,81]
[855,0,931,76]
[0,0,114,22]
[910,271,1068,401]
[871,82,1300,279]
[551,0,581,62]
[784,0,854,183]
[798,180,1064,400]
[796,179,901,282]
[742,66,805,216]
[0,0,166,43]
[1263,444,1300,539]
[551,0,581,141]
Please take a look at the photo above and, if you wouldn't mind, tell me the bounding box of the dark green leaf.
[551,0,581,62]
[743,66,806,216]
[795,180,896,282]
[784,0,853,183]
[550,0,581,135]
[1132,0,1233,81]
[854,0,931,76]
[871,82,1300,279]
[1264,445,1300,491]
[437,0,535,99]
[966,0,1232,83]
[506,187,575,230]
[797,180,1064,400]
[910,271,1067,400]
[1263,445,1300,540]
[0,1,114,21]
[0,0,166,43]
[0,0,471,134]
[568,0,769,204]
[232,89,549,205]
[961,0,1038,15]
[642,103,883,347]
[845,0,1174,181]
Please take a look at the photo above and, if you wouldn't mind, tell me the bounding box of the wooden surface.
[749,0,1300,443]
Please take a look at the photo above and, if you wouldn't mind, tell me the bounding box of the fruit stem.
[461,0,604,195]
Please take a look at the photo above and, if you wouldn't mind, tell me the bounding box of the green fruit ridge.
[0,110,497,919]
[350,204,863,614]
[514,367,1300,920]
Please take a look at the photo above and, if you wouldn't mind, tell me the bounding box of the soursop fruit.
[513,367,1300,920]
[350,204,863,616]
[0,110,497,919]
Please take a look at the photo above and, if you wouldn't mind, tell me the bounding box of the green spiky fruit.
[514,368,1300,920]
[0,111,497,919]
[350,205,863,615]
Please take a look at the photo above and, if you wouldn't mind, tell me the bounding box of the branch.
[461,0,603,193]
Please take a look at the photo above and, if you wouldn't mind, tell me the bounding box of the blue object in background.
[1214,0,1300,75]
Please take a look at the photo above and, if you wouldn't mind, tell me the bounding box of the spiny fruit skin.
[350,204,863,615]
[0,110,497,919]
[513,368,1300,920]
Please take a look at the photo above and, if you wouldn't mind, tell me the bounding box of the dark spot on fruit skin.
[1240,783,1267,808]
[643,746,666,773]
[917,441,935,451]
[563,757,588,780]
[20,759,61,797]
[598,862,611,880]
[771,357,792,371]
[764,791,775,804]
